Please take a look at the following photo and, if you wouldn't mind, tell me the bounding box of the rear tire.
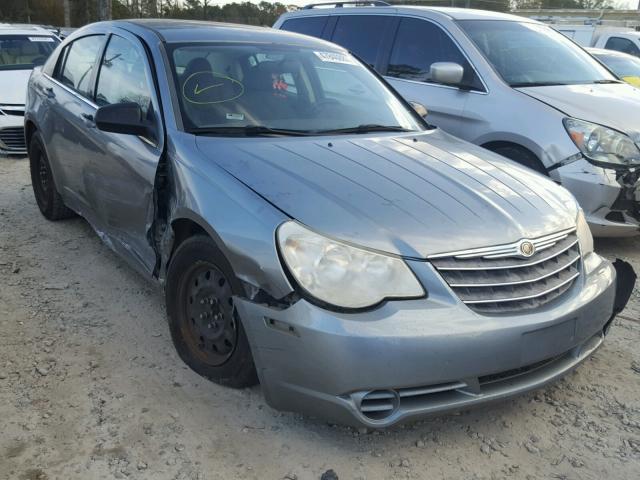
[487,144,547,175]
[165,235,258,388]
[29,133,75,221]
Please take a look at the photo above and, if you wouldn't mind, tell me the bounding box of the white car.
[0,24,59,155]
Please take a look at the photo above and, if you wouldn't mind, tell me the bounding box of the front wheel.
[165,235,258,388]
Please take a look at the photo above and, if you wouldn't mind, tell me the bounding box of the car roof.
[281,5,537,23]
[115,18,340,47]
[0,23,56,36]
[587,47,636,59]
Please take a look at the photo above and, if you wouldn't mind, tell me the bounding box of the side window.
[605,37,640,57]
[57,35,104,98]
[387,17,483,91]
[331,15,392,68]
[95,35,153,116]
[281,17,328,38]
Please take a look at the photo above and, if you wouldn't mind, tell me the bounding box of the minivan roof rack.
[302,1,390,9]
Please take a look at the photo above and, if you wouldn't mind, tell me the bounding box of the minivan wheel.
[488,144,547,175]
[29,134,75,220]
[166,235,258,388]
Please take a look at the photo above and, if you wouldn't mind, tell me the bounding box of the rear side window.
[387,17,483,91]
[605,37,640,57]
[331,15,392,68]
[58,35,104,98]
[280,17,328,38]
[95,35,153,116]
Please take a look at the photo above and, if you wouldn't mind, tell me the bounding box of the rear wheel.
[166,235,258,388]
[29,133,75,220]
[487,144,547,175]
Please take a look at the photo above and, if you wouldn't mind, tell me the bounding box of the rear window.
[0,35,59,71]
[605,37,640,57]
[330,15,392,68]
[280,17,328,38]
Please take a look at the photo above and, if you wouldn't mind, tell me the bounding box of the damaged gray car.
[25,20,636,427]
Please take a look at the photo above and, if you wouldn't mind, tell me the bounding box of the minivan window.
[96,35,153,115]
[387,17,483,90]
[605,37,640,57]
[281,17,328,38]
[59,35,104,98]
[459,20,616,87]
[169,43,422,134]
[331,15,392,68]
[0,35,59,71]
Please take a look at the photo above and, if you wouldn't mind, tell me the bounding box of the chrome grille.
[0,127,26,153]
[430,228,580,314]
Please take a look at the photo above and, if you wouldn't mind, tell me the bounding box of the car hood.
[517,83,640,142]
[0,69,31,105]
[196,129,578,258]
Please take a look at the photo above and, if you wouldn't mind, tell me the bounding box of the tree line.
[0,0,616,28]
[0,0,290,27]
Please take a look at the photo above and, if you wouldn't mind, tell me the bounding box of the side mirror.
[409,101,428,118]
[95,102,154,139]
[430,62,465,87]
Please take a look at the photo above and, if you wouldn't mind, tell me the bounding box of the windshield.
[0,35,59,71]
[594,52,640,78]
[168,43,423,135]
[458,20,616,87]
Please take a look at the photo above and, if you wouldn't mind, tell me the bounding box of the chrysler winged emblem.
[519,240,536,258]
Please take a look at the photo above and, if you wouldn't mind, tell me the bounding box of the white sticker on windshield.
[314,51,357,65]
[29,37,55,42]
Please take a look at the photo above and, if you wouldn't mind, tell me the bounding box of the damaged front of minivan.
[519,84,640,238]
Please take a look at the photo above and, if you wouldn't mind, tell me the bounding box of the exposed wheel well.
[482,141,547,175]
[171,218,208,253]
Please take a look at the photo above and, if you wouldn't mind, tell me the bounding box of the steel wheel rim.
[180,262,237,366]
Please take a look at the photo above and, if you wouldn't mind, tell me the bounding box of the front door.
[84,32,164,275]
[381,17,485,136]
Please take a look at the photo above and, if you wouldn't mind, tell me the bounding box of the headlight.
[564,117,640,167]
[277,221,425,309]
[576,209,593,255]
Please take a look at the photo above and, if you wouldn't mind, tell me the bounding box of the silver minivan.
[274,5,640,237]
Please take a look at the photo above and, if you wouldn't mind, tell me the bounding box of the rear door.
[85,31,164,275]
[46,34,106,212]
[381,16,485,135]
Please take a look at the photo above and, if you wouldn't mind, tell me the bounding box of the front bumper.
[0,111,27,155]
[556,158,640,237]
[236,254,626,428]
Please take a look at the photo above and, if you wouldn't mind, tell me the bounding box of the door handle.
[81,112,95,128]
[44,86,55,98]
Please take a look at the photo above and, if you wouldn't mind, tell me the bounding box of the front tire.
[29,133,75,220]
[165,235,258,388]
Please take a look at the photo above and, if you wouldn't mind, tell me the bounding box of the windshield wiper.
[511,81,570,88]
[592,79,623,84]
[190,125,313,137]
[316,124,413,134]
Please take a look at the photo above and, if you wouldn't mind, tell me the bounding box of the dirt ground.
[1,155,639,480]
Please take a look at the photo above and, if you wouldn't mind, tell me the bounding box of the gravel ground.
[1,155,639,480]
